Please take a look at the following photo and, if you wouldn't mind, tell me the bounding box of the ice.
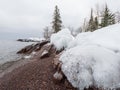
[50,28,74,50]
[60,45,120,90]
[68,24,120,52]
[57,24,120,89]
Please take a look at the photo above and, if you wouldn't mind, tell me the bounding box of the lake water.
[0,40,33,65]
[0,29,43,65]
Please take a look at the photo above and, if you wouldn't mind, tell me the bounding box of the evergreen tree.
[87,9,96,32]
[100,5,115,27]
[94,17,99,30]
[52,5,62,33]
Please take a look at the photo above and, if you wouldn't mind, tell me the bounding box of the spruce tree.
[87,9,96,32]
[94,17,99,30]
[52,5,62,33]
[100,5,115,27]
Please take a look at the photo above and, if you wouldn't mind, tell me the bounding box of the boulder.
[40,50,49,59]
[52,53,63,70]
[17,39,40,42]
[84,86,102,90]
[40,43,54,59]
[52,52,66,84]
[17,41,49,54]
[53,71,64,84]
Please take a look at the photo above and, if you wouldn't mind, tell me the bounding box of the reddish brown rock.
[17,40,49,54]
[52,53,63,70]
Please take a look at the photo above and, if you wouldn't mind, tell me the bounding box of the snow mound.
[68,24,120,52]
[50,28,74,50]
[60,45,120,89]
[68,32,92,49]
[59,24,120,90]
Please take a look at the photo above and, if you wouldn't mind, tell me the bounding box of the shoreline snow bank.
[50,28,74,50]
[68,24,120,52]
[60,45,120,89]
[51,24,120,89]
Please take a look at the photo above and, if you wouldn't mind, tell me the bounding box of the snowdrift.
[60,45,120,89]
[68,24,120,52]
[51,24,120,90]
[50,28,74,50]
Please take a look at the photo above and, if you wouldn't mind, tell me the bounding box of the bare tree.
[81,18,89,32]
[115,12,120,23]
[43,26,49,40]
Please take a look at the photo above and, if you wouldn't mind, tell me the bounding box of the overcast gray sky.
[0,0,120,33]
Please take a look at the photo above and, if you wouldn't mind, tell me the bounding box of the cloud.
[0,0,120,33]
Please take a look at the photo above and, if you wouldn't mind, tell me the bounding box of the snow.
[31,51,36,55]
[17,37,46,42]
[50,28,74,50]
[41,50,48,56]
[53,71,63,80]
[68,24,120,52]
[24,52,36,59]
[57,24,120,89]
[60,45,120,89]
[28,37,45,42]
[24,55,32,59]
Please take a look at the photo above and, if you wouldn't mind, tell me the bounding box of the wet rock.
[17,39,41,42]
[84,86,102,90]
[39,43,55,59]
[17,41,49,54]
[64,79,76,89]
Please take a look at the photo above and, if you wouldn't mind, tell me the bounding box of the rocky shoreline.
[0,40,77,90]
[0,40,101,90]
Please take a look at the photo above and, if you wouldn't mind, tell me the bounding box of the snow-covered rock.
[24,55,32,59]
[53,71,63,83]
[28,37,45,42]
[58,24,120,90]
[50,28,74,50]
[17,37,46,42]
[40,50,49,58]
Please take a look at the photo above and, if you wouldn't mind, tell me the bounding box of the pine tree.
[94,17,99,30]
[87,9,96,32]
[100,5,115,27]
[52,5,62,33]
